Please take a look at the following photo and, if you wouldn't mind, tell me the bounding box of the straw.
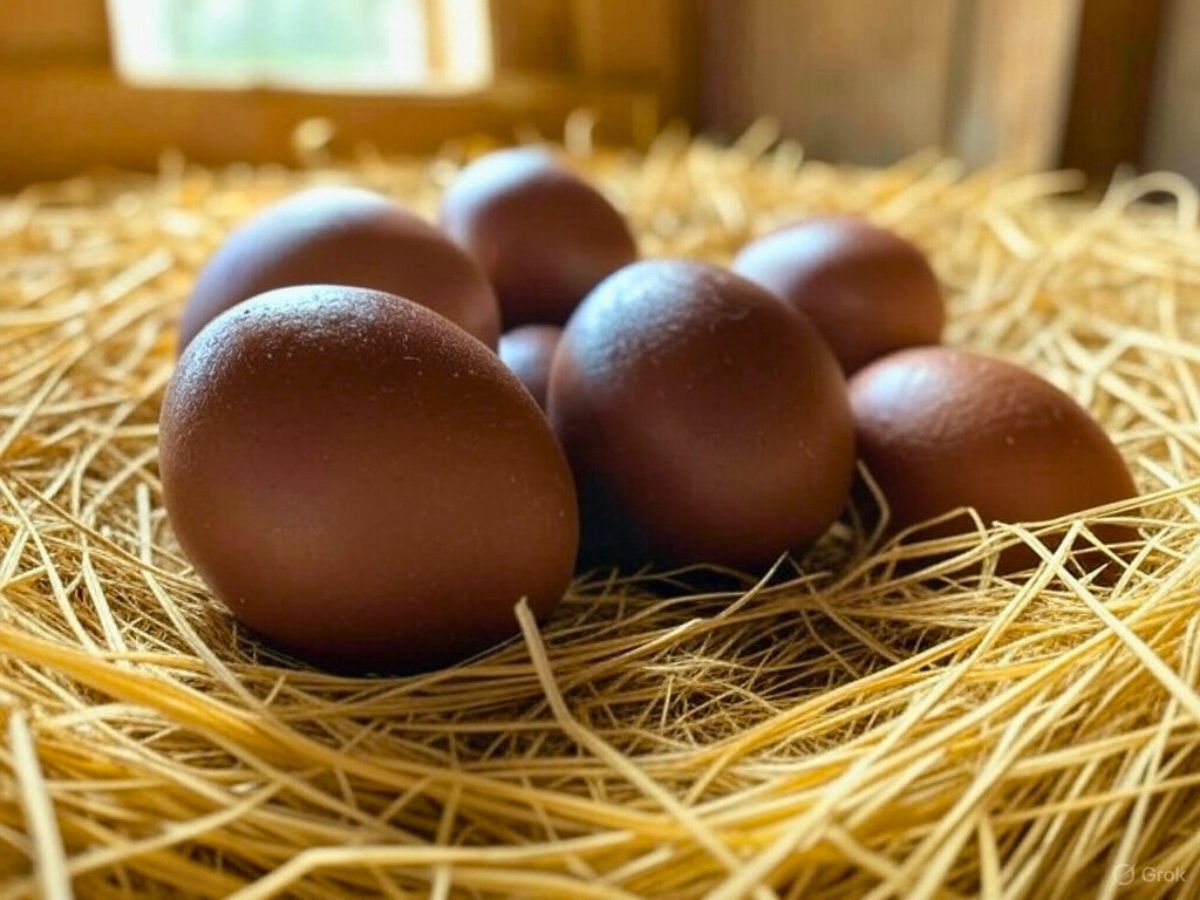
[1,125,1199,897]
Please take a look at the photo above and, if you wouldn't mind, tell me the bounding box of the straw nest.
[2,120,1200,899]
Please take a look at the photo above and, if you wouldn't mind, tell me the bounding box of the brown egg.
[439,147,638,326]
[180,186,500,351]
[733,215,944,374]
[548,260,855,569]
[849,347,1137,573]
[499,325,561,410]
[160,285,578,673]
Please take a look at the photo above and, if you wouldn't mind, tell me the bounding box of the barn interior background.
[3,2,1200,898]
[0,0,1193,187]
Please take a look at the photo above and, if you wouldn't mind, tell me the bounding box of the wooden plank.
[0,0,109,62]
[570,0,700,121]
[1059,0,1166,180]
[488,0,573,75]
[941,0,1083,169]
[698,0,959,166]
[425,0,450,76]
[0,67,657,189]
[1144,0,1200,183]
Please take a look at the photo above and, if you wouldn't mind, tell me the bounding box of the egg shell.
[160,285,578,673]
[548,259,855,569]
[440,147,638,327]
[499,324,562,410]
[733,215,944,374]
[180,186,500,351]
[849,346,1137,573]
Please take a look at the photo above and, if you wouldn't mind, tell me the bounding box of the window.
[0,0,686,188]
[106,0,492,92]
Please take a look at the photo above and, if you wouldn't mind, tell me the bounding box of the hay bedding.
[1,120,1199,898]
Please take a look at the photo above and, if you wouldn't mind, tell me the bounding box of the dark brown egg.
[180,186,500,351]
[548,260,855,569]
[849,347,1137,573]
[160,285,578,673]
[733,215,944,374]
[439,147,638,327]
[499,325,561,410]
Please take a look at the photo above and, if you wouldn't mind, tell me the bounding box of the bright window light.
[106,0,493,92]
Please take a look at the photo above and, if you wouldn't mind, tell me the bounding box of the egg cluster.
[159,147,1138,674]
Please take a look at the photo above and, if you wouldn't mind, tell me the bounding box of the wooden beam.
[488,0,573,76]
[570,0,700,122]
[0,0,109,63]
[1145,0,1200,184]
[699,0,959,166]
[1059,0,1167,179]
[0,67,657,188]
[942,0,1083,170]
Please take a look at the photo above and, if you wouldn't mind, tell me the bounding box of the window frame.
[0,0,697,188]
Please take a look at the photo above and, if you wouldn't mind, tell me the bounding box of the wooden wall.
[0,0,109,62]
[700,0,1172,179]
[1146,0,1200,185]
[0,0,690,189]
[3,0,1200,187]
[703,0,959,166]
[941,0,1082,171]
